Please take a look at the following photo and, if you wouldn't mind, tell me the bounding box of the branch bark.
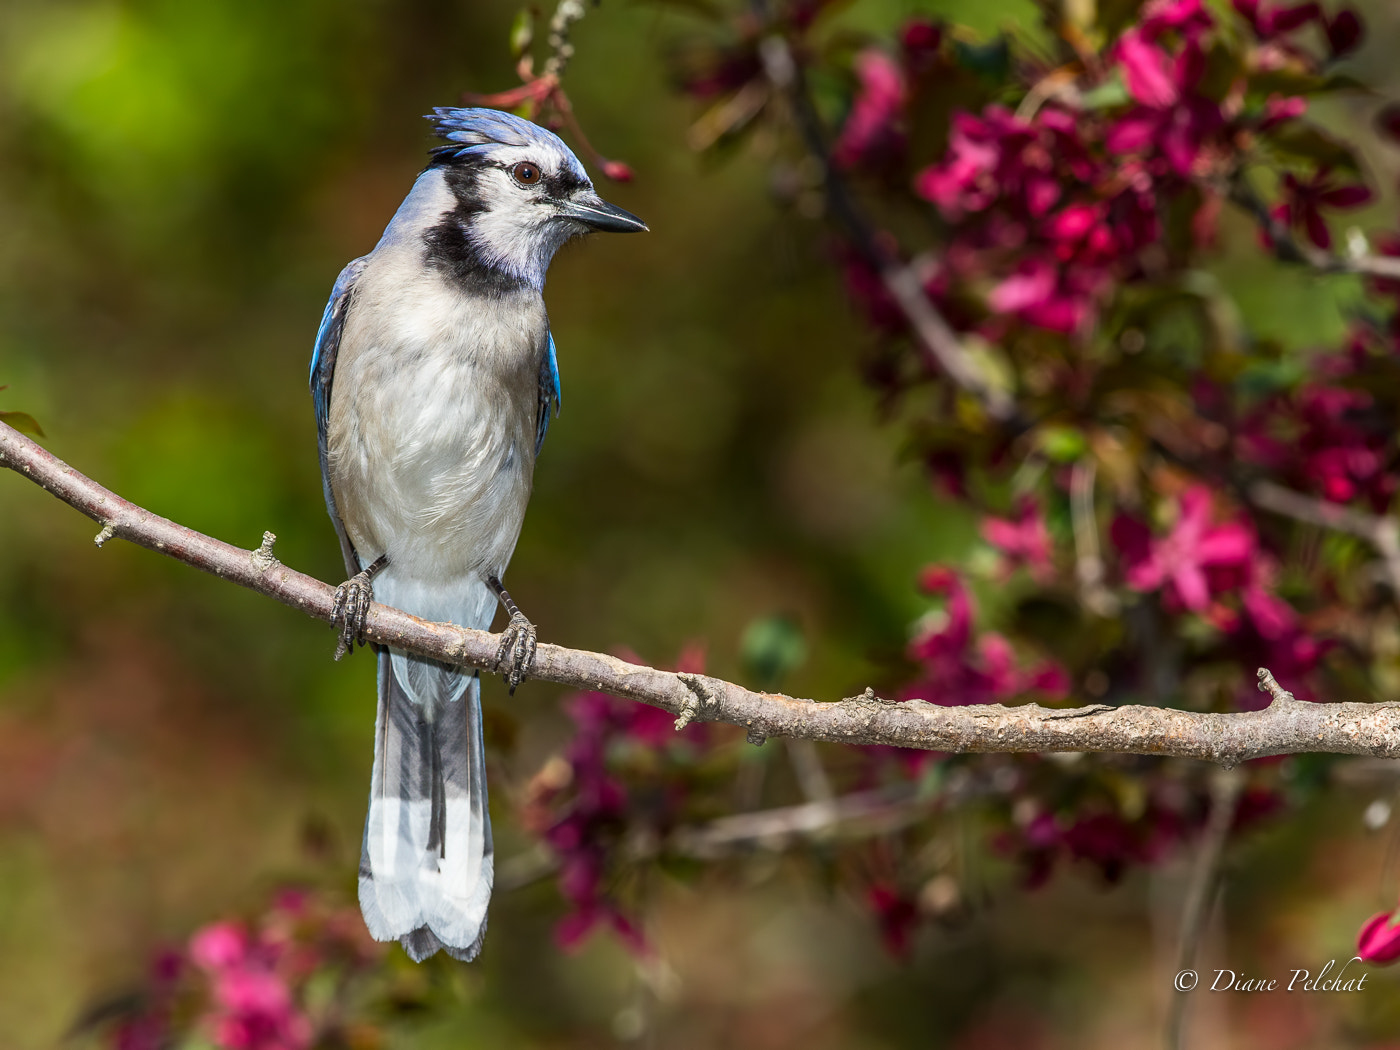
[5,419,1400,764]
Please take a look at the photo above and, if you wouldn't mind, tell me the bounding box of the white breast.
[327,242,548,592]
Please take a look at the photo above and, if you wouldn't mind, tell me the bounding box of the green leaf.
[0,411,44,437]
[1036,424,1087,463]
[953,36,1010,82]
[1078,73,1129,111]
[740,615,808,691]
[1263,122,1361,174]
[508,8,534,59]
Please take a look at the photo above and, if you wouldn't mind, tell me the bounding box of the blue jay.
[310,108,646,962]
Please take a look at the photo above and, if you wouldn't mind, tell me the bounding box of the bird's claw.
[494,611,537,694]
[332,570,375,660]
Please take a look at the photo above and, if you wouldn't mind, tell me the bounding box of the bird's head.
[423,107,647,290]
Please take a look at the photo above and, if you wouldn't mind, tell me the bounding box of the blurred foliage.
[3,0,1400,1048]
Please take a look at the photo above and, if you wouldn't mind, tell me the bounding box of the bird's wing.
[535,330,562,455]
[310,256,369,577]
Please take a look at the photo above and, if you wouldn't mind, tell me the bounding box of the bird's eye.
[511,161,542,185]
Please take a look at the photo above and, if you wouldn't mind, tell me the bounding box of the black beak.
[555,193,649,234]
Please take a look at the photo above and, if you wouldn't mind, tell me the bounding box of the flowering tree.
[13,0,1400,1045]
[495,0,1400,972]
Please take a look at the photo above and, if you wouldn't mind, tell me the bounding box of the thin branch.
[1249,479,1400,596]
[1164,766,1244,1050]
[542,0,588,80]
[1228,175,1400,282]
[671,787,923,859]
[755,35,1016,422]
[785,739,834,804]
[1071,459,1119,617]
[5,419,1400,762]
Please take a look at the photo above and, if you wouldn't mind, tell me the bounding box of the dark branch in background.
[752,32,1017,423]
[5,419,1400,763]
[1165,766,1245,1050]
[1249,479,1400,597]
[1228,173,1400,281]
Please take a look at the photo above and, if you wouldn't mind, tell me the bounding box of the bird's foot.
[494,610,538,695]
[332,567,378,660]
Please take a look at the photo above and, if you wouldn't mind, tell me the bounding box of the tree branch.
[754,34,1016,423]
[1249,479,1400,596]
[1228,174,1400,282]
[1165,766,1244,1050]
[5,419,1400,763]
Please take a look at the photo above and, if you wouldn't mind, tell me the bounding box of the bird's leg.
[487,574,537,695]
[332,554,388,660]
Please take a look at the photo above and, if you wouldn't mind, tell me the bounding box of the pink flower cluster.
[1241,375,1396,510]
[107,890,379,1050]
[906,0,1250,335]
[916,100,1151,335]
[1113,485,1321,699]
[981,497,1055,582]
[524,647,711,955]
[902,567,1069,707]
[831,0,1370,340]
[189,920,312,1050]
[1000,785,1281,887]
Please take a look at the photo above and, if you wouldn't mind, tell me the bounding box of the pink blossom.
[1276,168,1373,250]
[904,568,1069,705]
[1234,0,1322,38]
[900,18,943,73]
[1259,94,1306,131]
[868,883,920,958]
[1358,908,1400,965]
[989,261,1057,314]
[191,922,249,971]
[832,49,906,169]
[1122,486,1254,611]
[1117,30,1179,107]
[600,160,634,182]
[213,969,295,1017]
[1326,8,1364,56]
[981,498,1055,581]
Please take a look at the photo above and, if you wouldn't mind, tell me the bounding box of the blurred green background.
[3,0,1400,1047]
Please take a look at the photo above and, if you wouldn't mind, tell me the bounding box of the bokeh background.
[3,0,1400,1047]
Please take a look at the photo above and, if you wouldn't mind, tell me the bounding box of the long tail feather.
[359,650,493,962]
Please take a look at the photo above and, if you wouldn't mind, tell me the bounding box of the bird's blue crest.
[426,107,586,176]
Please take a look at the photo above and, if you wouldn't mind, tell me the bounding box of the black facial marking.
[421,159,531,295]
[542,169,588,200]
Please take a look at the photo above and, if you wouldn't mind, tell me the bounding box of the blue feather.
[536,331,562,455]
[425,107,588,181]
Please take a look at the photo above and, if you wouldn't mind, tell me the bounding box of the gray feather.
[358,652,494,961]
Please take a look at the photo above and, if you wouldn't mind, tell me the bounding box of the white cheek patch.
[463,155,592,288]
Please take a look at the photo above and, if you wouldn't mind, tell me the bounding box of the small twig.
[1071,459,1119,616]
[542,0,587,80]
[5,420,1400,762]
[1164,766,1245,1050]
[785,739,835,804]
[460,0,630,179]
[1249,480,1400,598]
[1228,175,1400,281]
[671,788,922,858]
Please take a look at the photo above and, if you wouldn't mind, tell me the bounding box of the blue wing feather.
[535,330,562,455]
[310,257,368,577]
